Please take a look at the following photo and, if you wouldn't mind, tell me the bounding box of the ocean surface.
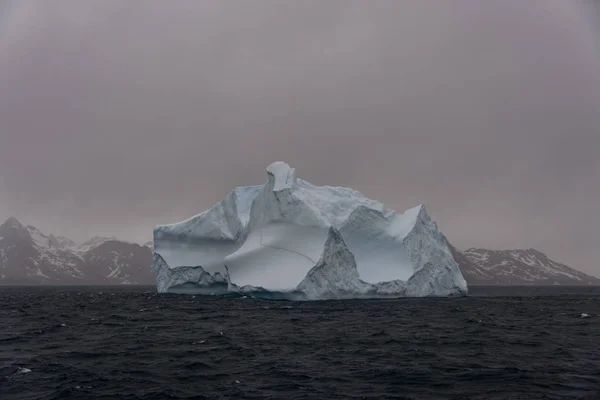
[1,285,599,400]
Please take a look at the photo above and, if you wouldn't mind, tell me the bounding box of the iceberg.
[152,162,467,299]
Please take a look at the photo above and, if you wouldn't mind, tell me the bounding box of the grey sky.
[0,0,599,275]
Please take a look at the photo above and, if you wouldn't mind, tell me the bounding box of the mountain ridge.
[0,217,153,285]
[457,246,600,285]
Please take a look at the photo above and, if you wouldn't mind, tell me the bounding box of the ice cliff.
[152,162,467,299]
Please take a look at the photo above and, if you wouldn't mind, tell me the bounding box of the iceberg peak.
[266,161,296,192]
[151,162,467,299]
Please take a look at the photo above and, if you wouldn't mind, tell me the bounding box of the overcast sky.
[0,0,599,275]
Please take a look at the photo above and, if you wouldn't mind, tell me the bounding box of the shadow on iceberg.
[151,162,468,300]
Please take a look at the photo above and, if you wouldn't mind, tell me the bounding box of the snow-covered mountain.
[0,217,153,285]
[453,246,600,285]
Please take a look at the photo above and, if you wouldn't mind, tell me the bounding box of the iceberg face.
[152,162,468,299]
[151,253,230,295]
[297,227,372,299]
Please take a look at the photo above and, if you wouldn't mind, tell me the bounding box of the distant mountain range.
[0,217,153,285]
[0,217,598,286]
[450,245,600,285]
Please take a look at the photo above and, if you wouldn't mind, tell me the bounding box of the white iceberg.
[152,162,467,299]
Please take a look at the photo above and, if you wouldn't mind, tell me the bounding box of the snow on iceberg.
[152,162,467,299]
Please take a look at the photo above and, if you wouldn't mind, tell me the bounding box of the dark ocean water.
[1,285,599,400]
